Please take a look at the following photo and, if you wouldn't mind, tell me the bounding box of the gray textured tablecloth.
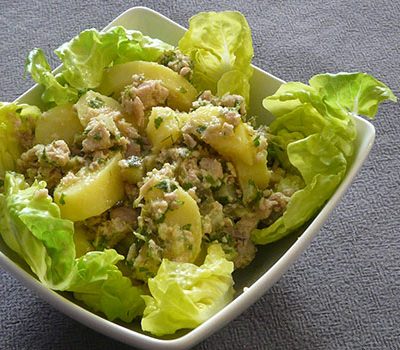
[0,1,399,349]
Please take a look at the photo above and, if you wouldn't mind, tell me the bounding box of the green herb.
[182,182,193,190]
[93,133,102,141]
[154,116,163,129]
[253,135,260,147]
[248,179,256,187]
[155,180,177,192]
[218,196,229,205]
[40,148,48,162]
[88,96,105,109]
[182,223,192,231]
[205,175,220,188]
[205,175,215,183]
[234,99,242,109]
[155,213,166,224]
[93,236,107,251]
[196,125,207,134]
[59,193,66,205]
[178,86,187,93]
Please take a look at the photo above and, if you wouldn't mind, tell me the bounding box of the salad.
[0,11,395,336]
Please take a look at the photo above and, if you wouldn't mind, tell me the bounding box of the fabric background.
[0,1,399,349]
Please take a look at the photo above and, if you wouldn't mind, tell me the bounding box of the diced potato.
[235,157,270,202]
[141,177,203,263]
[188,106,270,198]
[35,104,83,146]
[146,107,186,151]
[164,187,202,260]
[74,90,122,127]
[54,153,124,221]
[120,156,144,184]
[73,224,94,258]
[189,106,256,165]
[97,61,197,111]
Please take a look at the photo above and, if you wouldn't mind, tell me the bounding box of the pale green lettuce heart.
[179,11,253,105]
[141,244,234,336]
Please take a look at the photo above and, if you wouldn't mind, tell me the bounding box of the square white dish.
[0,6,376,350]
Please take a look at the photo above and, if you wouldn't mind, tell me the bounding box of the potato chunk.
[146,107,187,152]
[139,167,203,264]
[54,153,124,221]
[187,106,270,198]
[97,61,197,111]
[74,90,122,127]
[35,104,83,146]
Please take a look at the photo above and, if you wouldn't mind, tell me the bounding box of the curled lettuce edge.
[25,26,173,107]
[141,243,234,336]
[178,11,253,105]
[252,72,396,245]
[0,102,41,177]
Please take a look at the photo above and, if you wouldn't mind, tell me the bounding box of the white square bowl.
[0,6,375,350]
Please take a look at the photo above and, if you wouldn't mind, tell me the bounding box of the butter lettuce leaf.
[0,102,40,177]
[55,28,123,89]
[69,249,144,323]
[141,244,234,336]
[253,72,396,244]
[179,11,253,104]
[309,72,397,118]
[114,29,173,64]
[0,172,75,289]
[25,48,79,105]
[26,27,173,106]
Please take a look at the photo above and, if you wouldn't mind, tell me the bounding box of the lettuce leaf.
[0,172,75,289]
[114,29,173,64]
[55,28,123,89]
[0,103,41,177]
[309,72,397,118]
[25,48,79,105]
[252,72,396,244]
[179,11,253,104]
[0,172,144,321]
[26,27,173,106]
[69,249,144,323]
[141,244,234,336]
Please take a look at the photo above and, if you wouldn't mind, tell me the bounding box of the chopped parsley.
[155,213,166,224]
[88,96,105,109]
[196,125,207,134]
[154,116,163,129]
[93,132,102,141]
[182,182,193,190]
[178,86,187,94]
[155,180,177,192]
[59,193,66,205]
[253,135,260,147]
[182,223,192,231]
